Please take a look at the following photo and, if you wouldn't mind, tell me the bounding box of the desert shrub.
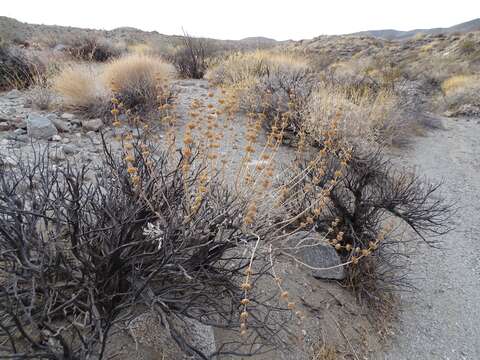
[170,34,212,78]
[459,38,477,55]
[53,55,175,118]
[324,55,407,98]
[65,35,122,62]
[207,50,315,138]
[305,83,402,147]
[26,81,53,110]
[0,45,42,90]
[283,146,451,302]
[53,63,110,117]
[102,54,174,114]
[441,74,480,108]
[0,139,294,359]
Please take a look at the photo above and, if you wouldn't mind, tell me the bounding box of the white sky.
[2,0,480,40]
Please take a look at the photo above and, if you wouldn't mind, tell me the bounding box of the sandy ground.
[2,80,479,359]
[381,117,480,360]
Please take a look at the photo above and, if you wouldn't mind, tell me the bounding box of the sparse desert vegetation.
[0,12,478,360]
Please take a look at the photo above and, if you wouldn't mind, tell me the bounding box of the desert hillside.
[0,14,479,360]
[349,17,480,40]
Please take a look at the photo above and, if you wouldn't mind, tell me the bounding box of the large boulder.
[287,231,345,280]
[26,114,58,139]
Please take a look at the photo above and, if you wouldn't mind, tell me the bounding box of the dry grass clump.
[52,54,174,117]
[65,34,123,62]
[26,80,53,110]
[442,74,480,105]
[103,54,174,113]
[207,50,314,137]
[311,343,337,360]
[440,74,480,114]
[305,83,401,147]
[325,55,405,94]
[53,63,110,116]
[207,50,310,88]
[0,43,43,90]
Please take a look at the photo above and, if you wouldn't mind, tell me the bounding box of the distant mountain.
[0,16,281,51]
[239,36,278,45]
[350,18,480,40]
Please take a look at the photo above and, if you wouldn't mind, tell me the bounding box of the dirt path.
[383,118,480,359]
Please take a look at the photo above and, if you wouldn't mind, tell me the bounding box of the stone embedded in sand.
[61,112,76,120]
[26,114,58,139]
[62,144,79,155]
[5,89,21,99]
[50,117,71,132]
[82,118,104,132]
[287,231,345,280]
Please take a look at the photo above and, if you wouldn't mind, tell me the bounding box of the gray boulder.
[0,122,9,131]
[287,231,345,280]
[26,114,58,139]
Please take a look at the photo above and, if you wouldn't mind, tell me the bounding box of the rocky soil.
[1,81,479,359]
[0,81,384,359]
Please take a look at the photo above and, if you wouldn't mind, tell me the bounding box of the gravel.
[382,118,480,360]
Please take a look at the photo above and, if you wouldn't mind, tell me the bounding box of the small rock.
[12,118,27,129]
[62,144,79,155]
[4,108,16,116]
[61,113,76,120]
[82,118,103,132]
[5,89,22,99]
[247,160,269,169]
[6,133,28,142]
[86,131,102,145]
[61,137,71,144]
[53,44,68,52]
[0,157,16,167]
[13,128,26,135]
[50,118,71,132]
[49,148,66,162]
[26,114,58,140]
[0,122,9,131]
[287,231,345,280]
[51,134,62,142]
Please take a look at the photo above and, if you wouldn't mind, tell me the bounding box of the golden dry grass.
[102,53,174,92]
[311,343,337,360]
[441,74,478,94]
[305,83,399,146]
[53,64,109,112]
[52,54,174,115]
[441,74,480,110]
[127,43,152,55]
[206,50,309,88]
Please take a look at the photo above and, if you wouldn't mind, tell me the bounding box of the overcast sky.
[2,0,480,40]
